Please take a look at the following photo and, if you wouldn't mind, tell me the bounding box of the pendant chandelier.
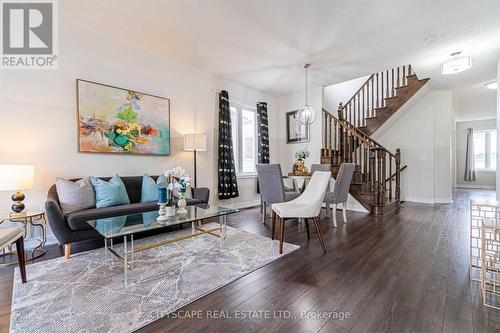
[297,63,317,125]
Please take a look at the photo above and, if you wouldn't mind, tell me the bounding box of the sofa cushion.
[141,173,168,203]
[91,175,130,208]
[56,177,96,214]
[66,202,158,231]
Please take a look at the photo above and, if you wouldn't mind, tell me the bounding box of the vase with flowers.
[293,148,310,175]
[174,176,191,214]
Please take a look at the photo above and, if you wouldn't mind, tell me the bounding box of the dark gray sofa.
[45,175,209,257]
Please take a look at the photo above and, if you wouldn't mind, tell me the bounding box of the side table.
[481,218,500,309]
[0,210,47,265]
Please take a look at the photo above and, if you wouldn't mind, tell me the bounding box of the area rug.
[9,223,299,333]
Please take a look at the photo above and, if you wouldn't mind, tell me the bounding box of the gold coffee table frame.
[102,214,228,283]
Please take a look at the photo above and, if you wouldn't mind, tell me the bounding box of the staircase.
[321,65,429,215]
[338,65,429,136]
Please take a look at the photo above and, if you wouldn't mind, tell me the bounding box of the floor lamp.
[184,134,207,187]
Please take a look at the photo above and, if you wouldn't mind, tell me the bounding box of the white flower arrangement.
[295,148,310,161]
[164,166,190,179]
[164,167,192,198]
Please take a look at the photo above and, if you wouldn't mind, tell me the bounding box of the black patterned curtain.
[218,90,239,199]
[256,102,270,194]
[257,102,270,164]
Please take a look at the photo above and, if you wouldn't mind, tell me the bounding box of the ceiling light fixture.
[485,81,498,90]
[441,51,472,75]
[297,63,317,125]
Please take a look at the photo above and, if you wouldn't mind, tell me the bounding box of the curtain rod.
[213,89,264,110]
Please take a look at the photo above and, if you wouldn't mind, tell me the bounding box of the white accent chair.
[271,171,331,254]
[0,227,27,283]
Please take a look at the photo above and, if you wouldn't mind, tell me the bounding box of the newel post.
[395,148,401,211]
[369,148,376,212]
[337,102,343,119]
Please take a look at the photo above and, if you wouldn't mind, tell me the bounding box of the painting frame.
[76,79,170,156]
[286,110,310,143]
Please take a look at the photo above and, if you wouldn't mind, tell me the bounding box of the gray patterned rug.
[9,223,299,333]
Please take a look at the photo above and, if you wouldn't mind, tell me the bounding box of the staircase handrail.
[341,73,375,112]
[323,108,396,158]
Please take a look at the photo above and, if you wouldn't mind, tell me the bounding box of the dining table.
[283,174,332,193]
[283,174,311,193]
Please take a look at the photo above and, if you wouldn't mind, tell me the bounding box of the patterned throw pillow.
[56,177,96,214]
[90,175,130,209]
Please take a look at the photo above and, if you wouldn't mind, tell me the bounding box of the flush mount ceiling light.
[485,81,498,90]
[441,51,472,75]
[297,63,317,125]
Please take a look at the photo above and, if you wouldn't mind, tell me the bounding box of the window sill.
[476,169,496,173]
[236,174,257,179]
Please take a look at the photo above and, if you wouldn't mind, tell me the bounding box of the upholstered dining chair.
[310,164,332,174]
[0,227,27,283]
[324,163,355,228]
[256,164,300,224]
[304,163,332,192]
[271,171,331,254]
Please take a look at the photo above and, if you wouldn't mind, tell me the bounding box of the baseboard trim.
[456,184,496,190]
[403,197,435,204]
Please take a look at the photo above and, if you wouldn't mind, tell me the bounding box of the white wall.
[275,87,323,170]
[371,90,454,204]
[0,21,276,216]
[497,55,500,200]
[323,75,370,114]
[456,119,496,189]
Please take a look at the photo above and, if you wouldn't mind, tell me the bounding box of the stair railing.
[322,108,401,212]
[340,65,413,128]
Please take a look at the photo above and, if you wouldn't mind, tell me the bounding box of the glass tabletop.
[87,205,238,239]
[0,210,45,220]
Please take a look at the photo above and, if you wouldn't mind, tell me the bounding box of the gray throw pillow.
[56,177,96,214]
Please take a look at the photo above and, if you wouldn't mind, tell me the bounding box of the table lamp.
[0,164,35,213]
[184,134,207,187]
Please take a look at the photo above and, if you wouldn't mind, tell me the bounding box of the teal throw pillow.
[141,174,167,203]
[91,175,130,208]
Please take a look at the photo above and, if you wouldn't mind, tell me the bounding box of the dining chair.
[324,163,355,228]
[271,171,331,254]
[256,164,300,224]
[0,227,27,283]
[310,164,332,174]
[304,163,332,192]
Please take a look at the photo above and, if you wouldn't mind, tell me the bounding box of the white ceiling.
[64,0,500,117]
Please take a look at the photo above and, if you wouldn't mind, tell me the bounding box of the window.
[230,102,257,176]
[474,129,497,171]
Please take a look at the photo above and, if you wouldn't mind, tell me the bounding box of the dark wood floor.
[1,189,500,332]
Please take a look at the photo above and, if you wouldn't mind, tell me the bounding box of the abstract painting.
[286,110,309,143]
[77,79,170,155]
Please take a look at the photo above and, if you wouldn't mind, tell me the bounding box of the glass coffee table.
[87,204,237,283]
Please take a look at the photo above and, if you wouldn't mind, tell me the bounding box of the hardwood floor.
[1,189,500,332]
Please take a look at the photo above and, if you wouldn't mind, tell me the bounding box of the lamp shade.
[0,164,35,191]
[184,134,207,151]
